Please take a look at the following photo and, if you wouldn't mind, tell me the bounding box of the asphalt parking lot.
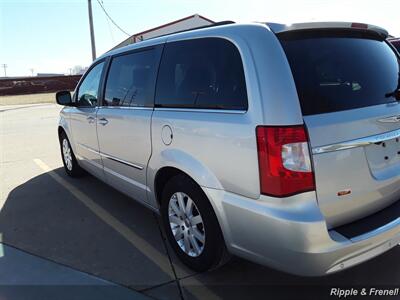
[1,103,400,300]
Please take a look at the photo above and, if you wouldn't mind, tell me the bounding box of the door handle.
[87,116,96,124]
[98,118,109,126]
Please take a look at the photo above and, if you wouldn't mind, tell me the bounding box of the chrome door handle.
[98,118,109,126]
[87,116,96,124]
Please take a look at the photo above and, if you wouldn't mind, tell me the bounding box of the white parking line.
[33,158,221,300]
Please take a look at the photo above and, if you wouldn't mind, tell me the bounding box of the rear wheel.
[161,174,227,271]
[59,131,84,177]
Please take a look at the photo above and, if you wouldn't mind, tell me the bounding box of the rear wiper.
[385,89,400,101]
[385,72,400,101]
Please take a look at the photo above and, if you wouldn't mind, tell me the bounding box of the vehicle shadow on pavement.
[1,168,399,300]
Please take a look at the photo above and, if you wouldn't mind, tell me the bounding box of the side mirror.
[56,91,73,106]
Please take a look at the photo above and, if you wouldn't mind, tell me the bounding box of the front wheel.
[161,174,227,271]
[59,132,84,177]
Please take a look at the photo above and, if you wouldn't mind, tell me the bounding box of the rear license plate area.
[365,138,400,179]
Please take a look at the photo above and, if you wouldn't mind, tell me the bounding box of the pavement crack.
[153,212,185,300]
[138,279,176,292]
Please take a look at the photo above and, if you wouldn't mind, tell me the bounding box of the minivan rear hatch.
[278,28,400,228]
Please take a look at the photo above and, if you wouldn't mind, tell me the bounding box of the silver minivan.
[56,21,400,276]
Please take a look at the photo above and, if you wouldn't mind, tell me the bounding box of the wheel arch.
[154,165,230,267]
[58,126,66,139]
[149,149,223,208]
[58,125,75,151]
[58,115,76,153]
[154,167,191,207]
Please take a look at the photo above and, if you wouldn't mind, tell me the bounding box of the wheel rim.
[168,192,205,257]
[62,138,73,171]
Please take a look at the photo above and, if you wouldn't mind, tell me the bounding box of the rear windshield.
[279,31,400,115]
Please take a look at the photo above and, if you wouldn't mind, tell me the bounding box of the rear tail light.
[256,125,315,197]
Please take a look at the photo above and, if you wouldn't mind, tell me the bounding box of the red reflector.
[256,125,315,197]
[351,23,368,29]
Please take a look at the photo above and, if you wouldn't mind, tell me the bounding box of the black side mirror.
[56,91,73,106]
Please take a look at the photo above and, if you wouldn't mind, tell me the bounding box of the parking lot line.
[33,158,221,300]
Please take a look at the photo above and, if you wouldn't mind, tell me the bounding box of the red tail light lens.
[256,125,315,197]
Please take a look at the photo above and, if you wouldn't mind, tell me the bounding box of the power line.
[95,0,131,37]
[101,0,115,44]
[105,15,116,44]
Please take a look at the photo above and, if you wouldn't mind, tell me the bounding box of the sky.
[0,0,399,77]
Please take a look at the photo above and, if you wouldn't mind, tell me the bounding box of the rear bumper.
[202,188,400,276]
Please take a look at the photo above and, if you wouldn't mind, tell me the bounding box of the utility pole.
[29,68,34,76]
[1,64,7,77]
[88,0,96,61]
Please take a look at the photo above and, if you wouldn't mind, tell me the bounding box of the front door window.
[76,62,104,107]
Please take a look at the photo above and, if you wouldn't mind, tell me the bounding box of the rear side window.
[279,32,400,115]
[104,49,158,107]
[155,38,248,110]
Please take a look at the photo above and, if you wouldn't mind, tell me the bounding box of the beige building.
[112,14,214,50]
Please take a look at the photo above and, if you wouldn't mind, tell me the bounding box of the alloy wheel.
[62,138,73,171]
[168,192,205,257]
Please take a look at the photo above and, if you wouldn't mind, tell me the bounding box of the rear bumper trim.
[334,199,400,241]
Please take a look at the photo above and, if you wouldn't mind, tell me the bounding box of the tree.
[72,65,85,75]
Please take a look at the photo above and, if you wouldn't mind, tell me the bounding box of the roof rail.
[147,21,236,41]
[175,20,235,34]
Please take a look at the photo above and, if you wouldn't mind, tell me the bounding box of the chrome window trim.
[312,128,400,154]
[154,107,247,114]
[97,106,154,111]
[78,143,143,170]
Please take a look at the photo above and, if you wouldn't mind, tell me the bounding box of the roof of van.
[98,21,390,61]
[266,22,388,38]
[99,21,243,60]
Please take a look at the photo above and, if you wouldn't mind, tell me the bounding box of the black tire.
[161,174,226,272]
[59,131,84,177]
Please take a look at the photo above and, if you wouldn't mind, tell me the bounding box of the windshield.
[279,32,400,115]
